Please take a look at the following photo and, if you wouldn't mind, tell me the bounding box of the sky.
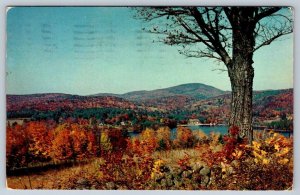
[6,7,293,95]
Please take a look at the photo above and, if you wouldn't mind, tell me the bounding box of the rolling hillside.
[94,83,227,102]
[7,84,293,121]
[7,94,136,112]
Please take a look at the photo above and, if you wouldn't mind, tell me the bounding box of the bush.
[173,127,195,148]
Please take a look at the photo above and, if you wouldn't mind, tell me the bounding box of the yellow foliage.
[210,132,221,146]
[100,131,112,151]
[250,131,292,167]
[262,158,270,165]
[141,128,156,140]
[156,127,171,141]
[281,147,290,155]
[193,130,207,140]
[156,127,171,149]
[260,150,267,156]
[221,162,227,173]
[151,159,164,179]
[232,149,242,159]
[275,147,290,157]
[274,144,280,151]
[253,151,262,159]
[252,141,261,150]
[265,137,273,145]
[278,158,289,165]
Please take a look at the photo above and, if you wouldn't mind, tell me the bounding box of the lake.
[128,125,228,139]
[170,125,228,139]
[129,125,292,138]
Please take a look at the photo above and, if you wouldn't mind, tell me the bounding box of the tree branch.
[189,7,232,66]
[254,7,281,23]
[254,30,292,51]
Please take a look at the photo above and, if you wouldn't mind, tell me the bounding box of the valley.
[7,83,293,130]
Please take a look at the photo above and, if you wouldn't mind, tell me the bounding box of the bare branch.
[134,6,292,67]
[254,7,281,23]
[212,68,227,72]
[254,30,292,51]
[174,16,215,50]
[189,7,232,66]
[180,48,222,62]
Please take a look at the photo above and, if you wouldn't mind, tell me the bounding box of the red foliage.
[108,129,127,152]
[6,124,30,167]
[7,94,136,112]
[99,143,154,189]
[201,127,248,166]
[229,126,239,137]
[177,153,191,171]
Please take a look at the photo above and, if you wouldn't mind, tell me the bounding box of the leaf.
[278,158,289,165]
[262,158,270,165]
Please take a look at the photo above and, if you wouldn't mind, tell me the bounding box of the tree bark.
[228,17,255,144]
[228,65,254,143]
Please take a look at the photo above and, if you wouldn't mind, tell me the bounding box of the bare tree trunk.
[228,21,255,144]
[228,65,254,144]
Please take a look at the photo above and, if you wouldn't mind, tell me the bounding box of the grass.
[153,148,204,167]
[7,148,204,189]
[7,159,102,189]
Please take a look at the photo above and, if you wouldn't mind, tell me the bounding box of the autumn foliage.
[6,120,293,190]
[7,124,30,168]
[51,123,96,161]
[7,120,98,167]
[173,126,194,148]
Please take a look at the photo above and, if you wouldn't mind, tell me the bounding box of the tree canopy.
[135,7,292,65]
[134,7,293,142]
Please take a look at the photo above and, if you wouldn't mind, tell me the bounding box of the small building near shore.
[7,118,30,126]
[188,119,201,126]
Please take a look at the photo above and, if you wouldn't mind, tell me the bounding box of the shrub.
[201,129,293,190]
[173,127,195,148]
[6,124,30,168]
[156,127,171,150]
[51,123,96,161]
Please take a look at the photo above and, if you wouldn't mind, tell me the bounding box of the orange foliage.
[52,123,96,161]
[173,126,194,148]
[26,121,54,161]
[140,128,158,154]
[156,127,171,150]
[6,124,30,167]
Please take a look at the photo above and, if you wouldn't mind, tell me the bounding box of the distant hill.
[7,83,227,113]
[186,88,293,110]
[253,88,293,118]
[94,83,227,102]
[7,94,136,112]
[7,84,293,120]
[183,88,293,124]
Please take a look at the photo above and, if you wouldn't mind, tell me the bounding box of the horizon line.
[6,82,293,96]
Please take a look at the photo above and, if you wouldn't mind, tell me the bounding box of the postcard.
[6,6,293,190]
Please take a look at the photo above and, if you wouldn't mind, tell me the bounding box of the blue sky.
[6,7,293,95]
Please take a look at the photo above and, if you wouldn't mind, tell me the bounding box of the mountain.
[253,89,293,117]
[94,83,227,102]
[186,88,293,110]
[7,83,226,113]
[7,84,293,121]
[183,88,293,124]
[7,94,136,112]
